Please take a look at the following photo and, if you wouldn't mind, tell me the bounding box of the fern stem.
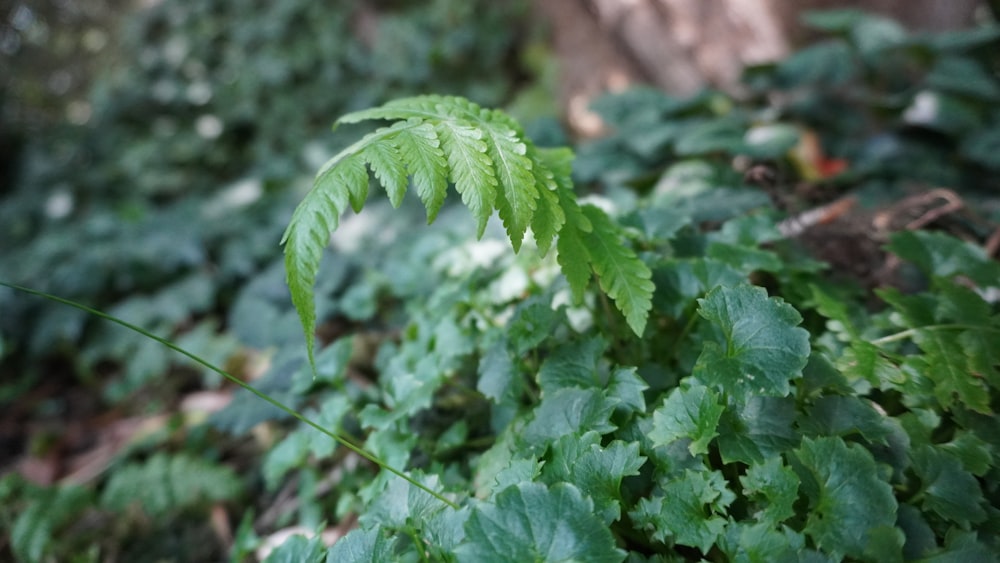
[1,281,459,510]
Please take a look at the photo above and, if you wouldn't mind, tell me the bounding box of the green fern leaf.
[530,147,572,255]
[555,192,594,304]
[361,123,410,208]
[580,205,654,335]
[284,95,655,369]
[483,121,537,252]
[394,122,448,222]
[282,153,367,365]
[436,121,498,237]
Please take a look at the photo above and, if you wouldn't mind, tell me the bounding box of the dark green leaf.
[648,381,724,456]
[911,445,987,526]
[694,284,811,398]
[794,437,898,560]
[523,388,617,446]
[537,335,607,392]
[717,396,799,465]
[630,469,735,554]
[740,457,800,526]
[545,432,646,524]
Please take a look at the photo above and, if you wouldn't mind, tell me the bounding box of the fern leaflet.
[282,95,654,369]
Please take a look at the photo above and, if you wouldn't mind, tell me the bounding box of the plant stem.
[871,324,1000,346]
[1,281,459,510]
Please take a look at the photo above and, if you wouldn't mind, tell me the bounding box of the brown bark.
[535,0,984,135]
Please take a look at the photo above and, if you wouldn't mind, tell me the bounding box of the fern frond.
[394,122,448,222]
[579,205,654,336]
[283,95,655,369]
[436,121,498,237]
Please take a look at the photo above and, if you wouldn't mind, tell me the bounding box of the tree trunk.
[535,0,984,135]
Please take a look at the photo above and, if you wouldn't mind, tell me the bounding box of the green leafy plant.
[281,94,654,367]
[5,8,1000,563]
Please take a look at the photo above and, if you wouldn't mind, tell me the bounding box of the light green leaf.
[361,473,450,530]
[360,127,407,208]
[649,381,724,456]
[326,527,396,563]
[794,437,898,560]
[265,534,326,563]
[436,120,498,237]
[282,151,366,368]
[580,204,654,336]
[456,482,627,563]
[394,122,449,222]
[477,339,515,403]
[483,119,537,252]
[263,431,310,490]
[694,284,810,398]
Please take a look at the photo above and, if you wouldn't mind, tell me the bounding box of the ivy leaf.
[456,482,626,563]
[580,204,654,336]
[630,469,735,554]
[648,381,725,456]
[694,284,810,398]
[739,457,801,526]
[654,257,744,318]
[719,522,817,563]
[607,366,648,414]
[793,437,898,560]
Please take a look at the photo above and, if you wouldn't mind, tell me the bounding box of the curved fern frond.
[283,95,654,369]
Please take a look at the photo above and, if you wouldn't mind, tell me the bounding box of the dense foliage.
[3,6,1000,563]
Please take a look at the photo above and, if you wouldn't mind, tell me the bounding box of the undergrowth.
[2,8,1000,563]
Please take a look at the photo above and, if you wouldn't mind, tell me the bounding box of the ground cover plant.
[3,7,1000,563]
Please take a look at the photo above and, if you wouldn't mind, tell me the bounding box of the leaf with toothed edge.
[282,95,656,372]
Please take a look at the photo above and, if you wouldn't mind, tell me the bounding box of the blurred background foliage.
[0,0,539,396]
